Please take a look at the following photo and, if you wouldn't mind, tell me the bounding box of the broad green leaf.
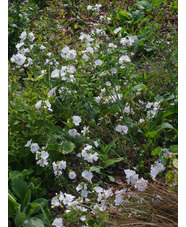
[151,147,161,156]
[104,157,124,168]
[60,140,75,154]
[8,193,20,218]
[22,217,45,227]
[156,122,174,131]
[11,176,27,202]
[22,189,31,213]
[146,130,160,138]
[15,210,26,226]
[32,198,48,208]
[27,203,40,217]
[132,10,144,21]
[132,83,148,92]
[162,105,178,118]
[89,166,102,173]
[173,158,178,169]
[135,1,150,10]
[118,10,130,20]
[169,145,178,154]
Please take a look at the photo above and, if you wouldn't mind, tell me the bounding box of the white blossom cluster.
[120,36,135,46]
[79,144,99,163]
[124,169,148,191]
[115,124,128,135]
[87,4,102,12]
[52,160,67,177]
[146,101,161,119]
[61,46,77,60]
[51,65,76,82]
[25,140,49,167]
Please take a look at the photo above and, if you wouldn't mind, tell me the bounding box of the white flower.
[36,158,48,167]
[124,104,130,113]
[108,43,117,48]
[124,169,139,184]
[104,189,113,198]
[120,37,128,45]
[35,100,42,109]
[119,55,131,64]
[51,69,60,78]
[20,31,27,41]
[47,87,57,97]
[115,124,128,135]
[82,170,93,183]
[94,186,104,193]
[72,116,81,126]
[40,45,46,50]
[94,141,99,147]
[51,197,62,208]
[139,119,145,124]
[111,68,117,74]
[30,143,39,153]
[76,183,83,192]
[114,194,123,206]
[14,53,26,65]
[41,150,49,159]
[106,81,112,86]
[69,171,76,179]
[113,27,122,34]
[28,32,35,41]
[146,102,153,108]
[87,5,92,10]
[25,139,32,147]
[81,126,89,136]
[52,217,63,227]
[44,100,53,112]
[150,161,165,179]
[134,177,148,191]
[16,42,24,49]
[94,59,103,66]
[58,160,67,170]
[68,129,77,136]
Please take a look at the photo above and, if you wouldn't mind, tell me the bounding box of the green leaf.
[151,147,161,156]
[135,1,150,10]
[104,138,118,155]
[32,198,48,208]
[22,189,31,213]
[146,130,160,138]
[89,166,102,173]
[169,145,178,154]
[15,210,26,226]
[173,158,178,169]
[11,176,27,202]
[60,140,75,154]
[27,203,40,217]
[132,10,144,21]
[8,193,20,218]
[132,83,148,92]
[156,122,174,131]
[162,104,178,118]
[22,217,45,227]
[108,175,115,182]
[118,10,130,20]
[104,157,124,168]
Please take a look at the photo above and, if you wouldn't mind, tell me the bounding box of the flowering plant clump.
[8,0,177,226]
